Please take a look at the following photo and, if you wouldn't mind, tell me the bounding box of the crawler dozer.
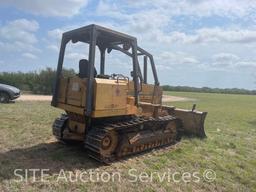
[51,24,207,163]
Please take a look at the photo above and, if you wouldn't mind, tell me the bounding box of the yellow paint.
[56,77,161,118]
[68,120,85,134]
[128,81,162,104]
[66,77,87,107]
[57,103,84,115]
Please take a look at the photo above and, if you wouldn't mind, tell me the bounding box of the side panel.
[128,81,162,104]
[58,78,68,103]
[57,76,87,115]
[56,77,138,117]
[66,77,87,107]
[92,79,136,117]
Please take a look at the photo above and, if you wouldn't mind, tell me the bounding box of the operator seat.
[79,59,97,78]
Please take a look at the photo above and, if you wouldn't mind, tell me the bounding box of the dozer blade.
[162,105,207,138]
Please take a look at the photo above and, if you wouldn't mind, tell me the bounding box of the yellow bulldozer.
[51,24,207,163]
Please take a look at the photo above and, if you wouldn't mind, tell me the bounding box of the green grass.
[0,92,255,192]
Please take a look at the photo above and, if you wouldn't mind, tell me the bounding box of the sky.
[0,0,256,90]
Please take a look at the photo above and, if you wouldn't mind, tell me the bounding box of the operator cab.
[52,24,162,117]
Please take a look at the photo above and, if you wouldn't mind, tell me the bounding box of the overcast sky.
[0,0,256,89]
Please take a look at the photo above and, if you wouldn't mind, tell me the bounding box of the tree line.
[162,85,256,95]
[0,68,75,95]
[0,68,255,95]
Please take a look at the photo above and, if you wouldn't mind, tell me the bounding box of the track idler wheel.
[99,129,118,157]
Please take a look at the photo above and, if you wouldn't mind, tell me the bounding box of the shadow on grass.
[0,142,102,181]
[0,100,15,104]
[248,120,256,126]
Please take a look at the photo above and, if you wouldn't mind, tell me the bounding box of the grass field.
[0,92,255,192]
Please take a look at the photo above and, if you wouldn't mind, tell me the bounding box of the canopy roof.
[63,24,137,47]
